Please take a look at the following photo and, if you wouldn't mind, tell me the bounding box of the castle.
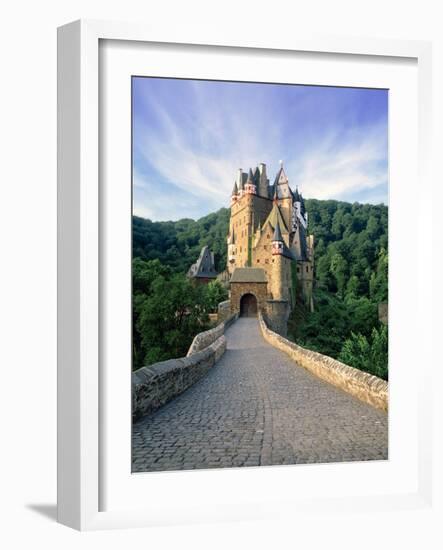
[227,162,314,335]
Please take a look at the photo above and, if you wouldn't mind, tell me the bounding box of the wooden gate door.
[240,293,258,317]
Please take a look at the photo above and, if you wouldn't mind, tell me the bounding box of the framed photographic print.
[57,19,433,530]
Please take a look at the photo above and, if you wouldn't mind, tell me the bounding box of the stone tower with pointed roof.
[227,162,314,334]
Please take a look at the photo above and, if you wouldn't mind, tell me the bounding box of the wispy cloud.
[287,122,388,202]
[133,78,388,220]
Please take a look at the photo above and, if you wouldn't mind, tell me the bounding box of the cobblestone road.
[132,318,388,472]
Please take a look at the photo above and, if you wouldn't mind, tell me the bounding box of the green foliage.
[204,280,228,313]
[133,208,230,274]
[132,258,211,370]
[132,198,389,378]
[338,325,388,380]
[289,198,388,378]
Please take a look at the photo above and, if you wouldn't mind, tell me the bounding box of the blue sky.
[133,77,388,221]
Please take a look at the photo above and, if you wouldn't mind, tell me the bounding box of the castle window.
[257,259,260,263]
[272,259,275,263]
[306,266,309,273]
[297,267,300,273]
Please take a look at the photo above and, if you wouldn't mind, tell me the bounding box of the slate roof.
[291,224,309,261]
[273,220,283,242]
[230,267,267,283]
[187,246,218,279]
[263,202,289,234]
[273,166,283,186]
[253,166,260,185]
[300,194,306,215]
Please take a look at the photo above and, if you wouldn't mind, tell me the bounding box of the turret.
[272,221,284,255]
[237,169,244,197]
[270,220,285,300]
[244,168,257,195]
[258,163,269,197]
[227,227,236,267]
[300,193,306,216]
[292,187,307,230]
[274,162,291,200]
[293,186,301,203]
[230,181,238,205]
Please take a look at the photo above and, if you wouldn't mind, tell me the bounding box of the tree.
[132,258,215,369]
[135,272,210,368]
[338,325,388,380]
[204,280,228,313]
[369,248,388,302]
[132,197,389,378]
[330,252,348,298]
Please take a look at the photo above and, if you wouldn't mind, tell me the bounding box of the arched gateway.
[240,293,258,317]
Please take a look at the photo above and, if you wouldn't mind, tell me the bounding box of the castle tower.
[271,221,285,300]
[265,219,291,335]
[227,162,314,331]
[290,187,314,312]
[230,181,238,205]
[273,162,294,235]
[227,227,236,268]
[258,163,269,197]
[244,168,257,195]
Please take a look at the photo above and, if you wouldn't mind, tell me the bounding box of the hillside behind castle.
[133,197,388,379]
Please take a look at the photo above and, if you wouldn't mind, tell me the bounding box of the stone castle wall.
[258,313,388,411]
[133,312,238,421]
[230,282,268,314]
[265,300,290,336]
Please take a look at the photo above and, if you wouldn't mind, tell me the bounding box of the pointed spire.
[300,193,306,215]
[247,168,254,183]
[231,181,238,195]
[293,186,301,202]
[238,171,244,191]
[273,220,283,242]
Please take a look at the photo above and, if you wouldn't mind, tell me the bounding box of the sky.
[132,77,388,221]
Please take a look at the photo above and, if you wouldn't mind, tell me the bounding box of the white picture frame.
[57,19,433,531]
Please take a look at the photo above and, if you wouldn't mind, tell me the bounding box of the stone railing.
[258,313,388,412]
[186,311,238,356]
[132,335,226,421]
[217,299,231,322]
[132,313,238,421]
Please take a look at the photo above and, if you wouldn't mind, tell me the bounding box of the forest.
[133,198,388,379]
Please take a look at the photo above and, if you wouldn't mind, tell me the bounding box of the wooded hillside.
[133,198,388,378]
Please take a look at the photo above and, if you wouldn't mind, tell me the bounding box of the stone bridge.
[132,318,388,472]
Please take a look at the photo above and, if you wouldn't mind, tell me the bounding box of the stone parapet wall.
[186,312,238,356]
[133,313,238,421]
[132,335,226,421]
[217,300,231,321]
[258,313,388,412]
